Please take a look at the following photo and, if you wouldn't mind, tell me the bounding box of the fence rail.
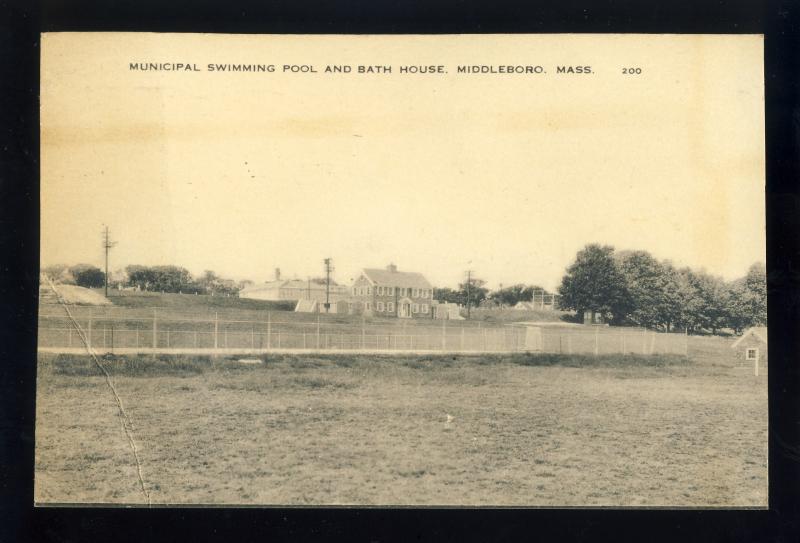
[37,310,689,355]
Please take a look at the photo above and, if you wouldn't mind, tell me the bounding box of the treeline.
[558,244,767,334]
[41,264,244,297]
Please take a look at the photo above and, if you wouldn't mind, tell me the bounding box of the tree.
[689,271,729,334]
[558,244,631,324]
[41,264,69,281]
[743,262,767,325]
[125,265,155,290]
[459,277,488,310]
[68,264,105,288]
[433,287,460,304]
[654,262,685,332]
[488,284,549,307]
[724,262,767,333]
[616,250,671,329]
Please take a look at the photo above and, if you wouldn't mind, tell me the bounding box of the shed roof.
[361,268,432,289]
[731,326,768,349]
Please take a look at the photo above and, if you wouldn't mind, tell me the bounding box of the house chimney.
[387,263,397,273]
[275,268,281,281]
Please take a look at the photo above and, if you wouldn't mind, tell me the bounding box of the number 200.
[622,67,642,74]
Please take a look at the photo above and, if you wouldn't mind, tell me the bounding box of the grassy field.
[89,289,297,312]
[35,336,767,506]
[468,307,569,323]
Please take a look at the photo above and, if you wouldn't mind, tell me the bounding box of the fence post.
[167,330,170,348]
[213,311,218,349]
[460,327,465,351]
[87,311,93,350]
[594,327,599,357]
[361,316,366,350]
[251,325,255,349]
[267,312,272,349]
[317,314,321,349]
[153,309,158,349]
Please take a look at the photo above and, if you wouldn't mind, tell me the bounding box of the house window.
[366,287,371,296]
[378,286,384,295]
[387,286,394,296]
[422,304,428,313]
[746,348,758,360]
[365,302,371,311]
[400,287,406,297]
[377,301,385,312]
[387,302,394,313]
[412,303,419,313]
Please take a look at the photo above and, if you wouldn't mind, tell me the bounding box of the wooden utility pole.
[102,225,117,297]
[465,269,473,319]
[323,258,333,313]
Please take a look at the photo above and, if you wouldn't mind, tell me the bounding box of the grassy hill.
[91,289,296,312]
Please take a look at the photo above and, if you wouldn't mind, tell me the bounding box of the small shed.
[731,326,768,365]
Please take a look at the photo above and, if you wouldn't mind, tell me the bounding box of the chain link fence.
[38,306,689,355]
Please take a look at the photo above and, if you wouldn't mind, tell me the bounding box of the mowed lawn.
[35,339,767,506]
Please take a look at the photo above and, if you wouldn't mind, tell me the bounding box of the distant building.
[432,301,464,320]
[731,326,768,365]
[351,264,433,318]
[295,298,352,314]
[240,268,348,303]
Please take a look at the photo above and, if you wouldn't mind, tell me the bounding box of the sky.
[41,34,765,291]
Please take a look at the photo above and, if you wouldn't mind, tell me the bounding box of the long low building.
[240,269,349,303]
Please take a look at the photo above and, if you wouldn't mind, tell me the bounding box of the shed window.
[746,348,758,360]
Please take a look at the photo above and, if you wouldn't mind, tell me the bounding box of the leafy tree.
[125,265,156,290]
[655,262,685,332]
[689,271,730,334]
[68,264,105,288]
[743,262,767,325]
[616,250,671,329]
[488,284,549,307]
[558,244,631,324]
[724,262,767,332]
[459,277,489,310]
[433,287,461,304]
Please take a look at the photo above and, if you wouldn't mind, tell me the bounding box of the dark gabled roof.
[361,268,432,289]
